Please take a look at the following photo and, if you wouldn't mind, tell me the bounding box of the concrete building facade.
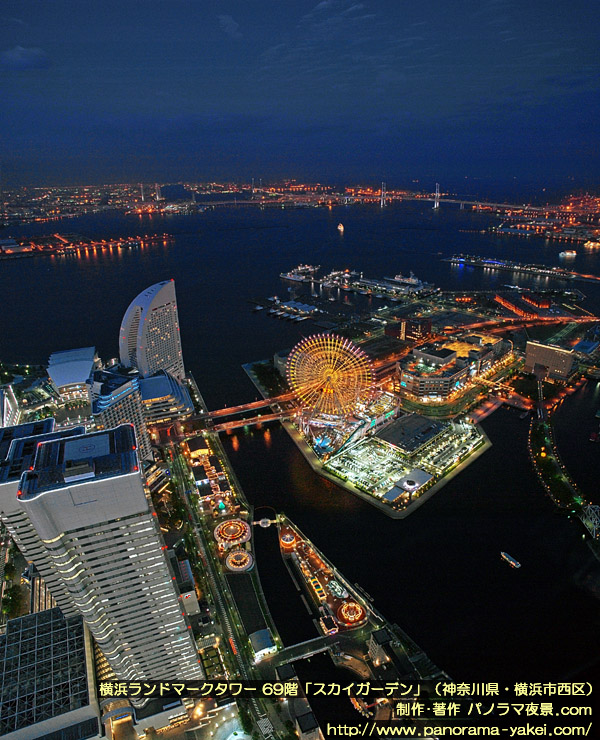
[119,280,185,380]
[524,341,575,379]
[0,420,84,615]
[17,426,203,681]
[139,370,194,425]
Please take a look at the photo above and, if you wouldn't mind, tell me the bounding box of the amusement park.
[272,331,489,516]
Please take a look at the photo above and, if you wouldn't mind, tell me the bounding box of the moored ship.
[501,552,521,568]
[280,264,320,281]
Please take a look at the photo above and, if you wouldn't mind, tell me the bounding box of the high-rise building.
[17,425,202,681]
[0,420,84,615]
[88,367,153,461]
[119,280,185,380]
[0,385,20,427]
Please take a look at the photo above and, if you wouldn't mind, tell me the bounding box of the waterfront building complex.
[88,366,153,461]
[119,280,185,380]
[14,425,203,681]
[324,415,484,509]
[47,347,101,403]
[398,333,508,400]
[139,370,194,424]
[524,341,575,380]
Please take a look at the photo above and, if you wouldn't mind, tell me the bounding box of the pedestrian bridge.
[265,635,340,667]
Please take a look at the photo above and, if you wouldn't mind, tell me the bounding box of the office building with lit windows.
[17,425,203,681]
[119,280,185,380]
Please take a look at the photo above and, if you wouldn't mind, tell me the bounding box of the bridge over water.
[263,635,341,667]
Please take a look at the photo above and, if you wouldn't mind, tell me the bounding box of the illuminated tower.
[155,183,163,201]
[433,183,440,209]
[380,181,386,208]
[17,426,203,681]
[119,280,185,380]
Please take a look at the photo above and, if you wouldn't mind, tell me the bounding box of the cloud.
[1,46,50,70]
[217,15,242,39]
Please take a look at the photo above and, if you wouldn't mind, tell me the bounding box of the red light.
[133,466,138,471]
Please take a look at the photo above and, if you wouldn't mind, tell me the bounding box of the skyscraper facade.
[17,425,202,681]
[0,420,83,615]
[88,367,153,461]
[119,280,185,380]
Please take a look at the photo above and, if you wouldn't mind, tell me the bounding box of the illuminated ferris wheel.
[286,334,374,418]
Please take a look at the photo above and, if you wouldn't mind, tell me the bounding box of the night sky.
[1,0,598,193]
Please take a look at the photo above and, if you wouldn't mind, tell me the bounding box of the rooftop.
[139,370,192,406]
[0,419,54,463]
[415,344,456,360]
[296,712,319,732]
[47,346,97,389]
[18,425,138,500]
[0,608,96,736]
[89,365,139,397]
[0,425,84,484]
[249,628,275,653]
[383,469,433,501]
[573,339,600,355]
[377,414,447,454]
[526,341,574,356]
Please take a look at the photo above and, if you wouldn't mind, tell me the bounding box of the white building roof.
[47,347,97,389]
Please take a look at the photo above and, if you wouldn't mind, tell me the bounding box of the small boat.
[337,223,344,234]
[590,432,598,442]
[501,552,521,568]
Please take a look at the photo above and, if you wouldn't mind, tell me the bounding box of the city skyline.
[1,2,600,736]
[1,214,600,737]
[0,0,599,190]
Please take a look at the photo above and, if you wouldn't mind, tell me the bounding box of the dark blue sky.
[1,0,598,193]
